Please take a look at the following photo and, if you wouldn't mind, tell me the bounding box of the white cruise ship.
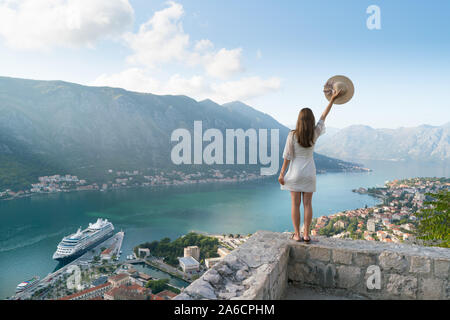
[53,218,114,261]
[16,276,40,293]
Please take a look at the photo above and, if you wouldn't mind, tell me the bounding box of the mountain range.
[0,76,356,191]
[315,123,450,162]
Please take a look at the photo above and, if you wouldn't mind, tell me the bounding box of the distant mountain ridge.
[315,123,450,162]
[0,76,359,190]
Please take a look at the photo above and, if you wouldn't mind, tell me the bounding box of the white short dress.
[280,119,326,193]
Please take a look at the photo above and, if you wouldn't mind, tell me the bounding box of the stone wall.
[174,231,450,300]
[174,231,290,300]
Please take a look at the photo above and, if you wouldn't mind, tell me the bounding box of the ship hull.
[53,230,114,262]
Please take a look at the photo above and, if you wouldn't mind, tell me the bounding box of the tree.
[146,279,170,294]
[414,190,449,248]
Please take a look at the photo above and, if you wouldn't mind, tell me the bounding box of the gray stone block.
[308,246,331,262]
[324,264,337,288]
[434,259,450,279]
[419,278,443,300]
[386,274,417,299]
[290,245,308,262]
[332,249,353,265]
[379,251,408,272]
[353,251,377,267]
[287,261,312,284]
[409,256,431,274]
[306,260,328,286]
[336,265,362,289]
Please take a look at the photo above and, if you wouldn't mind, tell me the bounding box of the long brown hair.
[293,108,315,148]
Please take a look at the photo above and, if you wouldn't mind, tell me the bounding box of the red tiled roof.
[151,294,165,300]
[104,287,121,298]
[109,273,129,282]
[156,290,178,299]
[105,284,147,298]
[124,283,146,293]
[59,282,111,300]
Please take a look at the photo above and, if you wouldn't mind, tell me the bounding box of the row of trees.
[415,190,449,248]
[145,278,180,294]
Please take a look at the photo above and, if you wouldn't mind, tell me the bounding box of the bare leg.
[290,192,301,241]
[302,192,313,240]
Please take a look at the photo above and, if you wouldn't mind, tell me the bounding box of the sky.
[0,0,449,129]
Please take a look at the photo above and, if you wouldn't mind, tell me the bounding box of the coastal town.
[310,177,449,244]
[0,169,265,201]
[0,161,370,201]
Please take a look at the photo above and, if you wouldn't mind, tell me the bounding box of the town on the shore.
[0,163,370,201]
[310,177,449,243]
[0,169,266,200]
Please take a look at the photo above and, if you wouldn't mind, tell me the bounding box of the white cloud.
[124,1,188,67]
[204,48,243,79]
[123,1,243,79]
[0,0,134,50]
[91,2,282,104]
[194,39,213,52]
[92,69,281,104]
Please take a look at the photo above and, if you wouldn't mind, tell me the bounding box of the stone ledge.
[174,230,291,300]
[174,231,450,300]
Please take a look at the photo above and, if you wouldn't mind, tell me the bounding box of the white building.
[178,256,200,273]
[367,219,376,232]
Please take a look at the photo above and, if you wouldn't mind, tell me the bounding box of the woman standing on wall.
[278,76,354,242]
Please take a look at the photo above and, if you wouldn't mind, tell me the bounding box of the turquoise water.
[0,160,447,298]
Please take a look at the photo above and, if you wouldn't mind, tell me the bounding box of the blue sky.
[0,0,449,129]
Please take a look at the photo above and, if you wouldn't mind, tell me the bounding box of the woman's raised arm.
[320,89,342,121]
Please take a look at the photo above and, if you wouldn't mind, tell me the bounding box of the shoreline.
[0,166,370,203]
[0,174,272,202]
